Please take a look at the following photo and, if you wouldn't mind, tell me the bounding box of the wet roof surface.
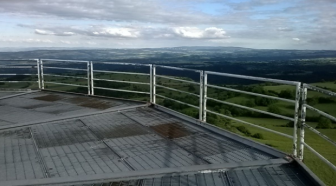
[0,91,138,126]
[0,91,323,186]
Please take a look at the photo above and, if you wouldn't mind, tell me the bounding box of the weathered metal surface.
[299,87,307,161]
[292,83,301,157]
[150,123,191,139]
[33,94,63,102]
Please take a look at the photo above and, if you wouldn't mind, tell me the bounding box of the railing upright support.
[87,61,90,95]
[199,71,203,120]
[152,65,156,104]
[37,59,41,89]
[90,61,94,95]
[40,59,44,89]
[202,72,207,122]
[150,65,153,103]
[299,87,307,161]
[293,83,301,157]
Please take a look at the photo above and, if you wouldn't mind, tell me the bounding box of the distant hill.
[0,46,336,62]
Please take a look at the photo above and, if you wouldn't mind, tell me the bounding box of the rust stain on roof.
[68,96,112,110]
[150,123,190,139]
[33,94,63,102]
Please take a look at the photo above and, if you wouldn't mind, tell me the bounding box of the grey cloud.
[0,0,237,25]
[26,25,230,40]
[277,27,293,32]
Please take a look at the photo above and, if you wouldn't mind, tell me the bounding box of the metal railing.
[0,59,40,89]
[203,71,301,156]
[153,65,203,120]
[1,58,336,172]
[40,59,91,94]
[300,83,336,171]
[91,61,151,97]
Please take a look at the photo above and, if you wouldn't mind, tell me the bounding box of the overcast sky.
[0,0,335,49]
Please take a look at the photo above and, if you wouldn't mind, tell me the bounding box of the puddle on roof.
[80,101,112,110]
[98,124,149,139]
[68,96,113,110]
[21,103,52,109]
[150,123,190,139]
[33,94,64,102]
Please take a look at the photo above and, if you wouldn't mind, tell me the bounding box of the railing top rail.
[205,71,300,86]
[0,65,37,68]
[94,61,151,66]
[41,59,89,63]
[0,59,37,61]
[303,83,336,97]
[155,65,202,73]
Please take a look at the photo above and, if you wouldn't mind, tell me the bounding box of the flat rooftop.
[0,91,323,186]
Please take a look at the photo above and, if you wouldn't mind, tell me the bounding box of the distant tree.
[255,97,276,106]
[316,116,332,129]
[188,85,195,91]
[236,126,251,136]
[307,97,319,105]
[284,121,294,128]
[252,133,264,139]
[244,99,256,107]
[251,86,265,94]
[279,89,295,99]
[267,104,282,115]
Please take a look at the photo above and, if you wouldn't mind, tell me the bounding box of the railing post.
[150,64,153,103]
[40,59,44,89]
[199,71,203,120]
[90,61,94,95]
[36,59,41,89]
[153,65,156,104]
[293,82,301,157]
[87,61,90,95]
[202,72,207,122]
[299,87,307,161]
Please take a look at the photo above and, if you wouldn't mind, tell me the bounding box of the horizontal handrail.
[0,74,37,76]
[94,86,149,94]
[95,61,151,66]
[303,142,336,172]
[93,78,149,85]
[303,123,336,148]
[305,104,336,123]
[206,96,294,121]
[43,66,87,71]
[155,75,200,85]
[155,94,199,109]
[0,65,36,68]
[155,84,199,97]
[206,109,293,139]
[155,65,202,72]
[44,81,88,88]
[303,84,336,97]
[207,84,295,103]
[0,59,37,61]
[42,59,89,63]
[205,71,300,86]
[0,81,37,83]
[93,70,149,76]
[44,74,87,79]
